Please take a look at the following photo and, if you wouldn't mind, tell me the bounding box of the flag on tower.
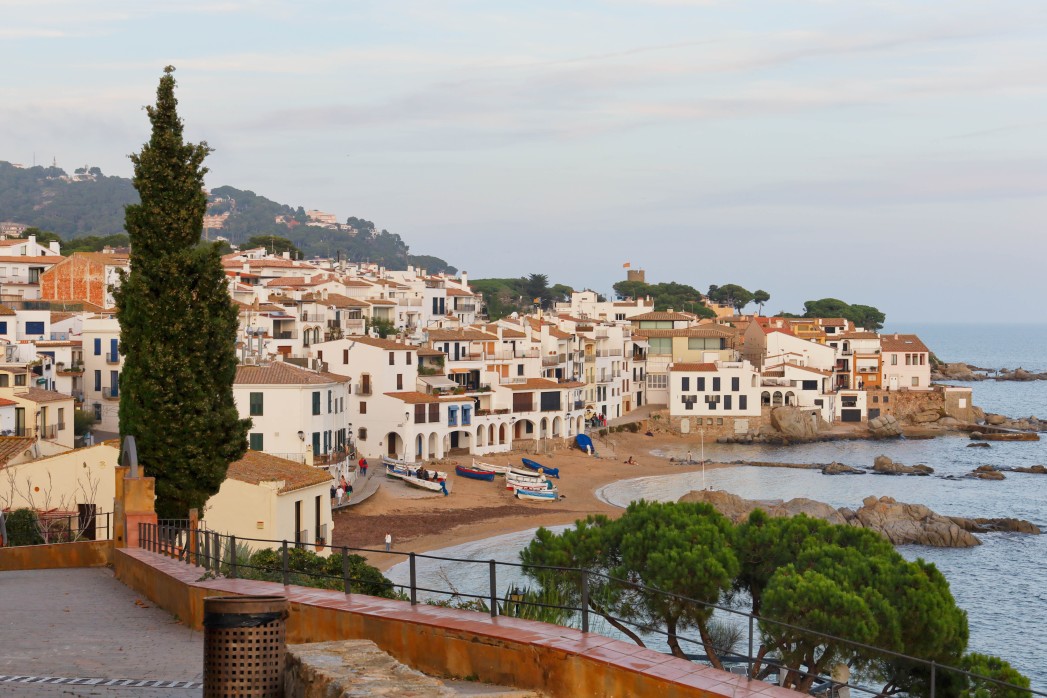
[623,262,631,269]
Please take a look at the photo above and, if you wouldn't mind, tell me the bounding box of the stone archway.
[785,391,796,406]
[386,432,404,459]
[428,432,439,459]
[476,425,485,447]
[762,391,771,406]
[772,391,784,406]
[499,424,507,444]
[552,416,562,437]
[416,434,425,459]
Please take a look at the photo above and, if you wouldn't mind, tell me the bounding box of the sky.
[3,0,1046,323]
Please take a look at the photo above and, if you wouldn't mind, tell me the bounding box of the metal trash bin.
[203,595,288,697]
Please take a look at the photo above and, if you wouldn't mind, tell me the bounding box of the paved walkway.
[0,568,203,697]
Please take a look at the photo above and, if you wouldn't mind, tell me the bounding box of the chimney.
[460,271,468,288]
[28,234,36,247]
[282,251,290,260]
[49,241,61,255]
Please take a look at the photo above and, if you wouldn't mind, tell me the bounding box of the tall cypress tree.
[116,66,249,517]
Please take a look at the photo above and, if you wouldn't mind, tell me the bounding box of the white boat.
[515,488,559,501]
[385,461,448,482]
[472,460,515,477]
[509,479,556,493]
[506,473,551,491]
[385,465,449,495]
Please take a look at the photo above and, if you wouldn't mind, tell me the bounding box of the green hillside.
[0,161,455,273]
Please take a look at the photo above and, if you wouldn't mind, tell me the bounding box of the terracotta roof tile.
[21,388,74,403]
[0,436,36,465]
[669,363,717,372]
[504,378,584,391]
[235,361,346,386]
[881,334,929,353]
[632,328,733,338]
[226,450,332,494]
[346,336,418,351]
[383,391,441,404]
[428,329,496,342]
[630,311,695,321]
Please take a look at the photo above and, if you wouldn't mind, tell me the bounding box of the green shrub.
[6,509,44,546]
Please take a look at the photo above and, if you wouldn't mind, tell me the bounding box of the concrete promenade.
[0,568,203,697]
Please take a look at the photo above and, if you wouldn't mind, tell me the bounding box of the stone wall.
[0,539,112,571]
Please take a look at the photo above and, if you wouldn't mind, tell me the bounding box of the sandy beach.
[332,431,730,570]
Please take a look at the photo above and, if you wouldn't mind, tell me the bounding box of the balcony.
[542,354,566,366]
[103,387,119,400]
[354,385,372,396]
[399,297,423,307]
[105,352,120,364]
[72,390,84,402]
[455,303,476,313]
[40,424,59,440]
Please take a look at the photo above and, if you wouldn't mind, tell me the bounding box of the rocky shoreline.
[933,362,1047,382]
[680,490,1042,547]
[719,454,1047,481]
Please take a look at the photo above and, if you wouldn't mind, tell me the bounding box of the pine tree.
[115,66,249,517]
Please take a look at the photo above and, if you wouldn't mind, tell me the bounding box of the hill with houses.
[0,160,456,273]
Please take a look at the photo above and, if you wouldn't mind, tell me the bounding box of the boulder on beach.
[679,490,847,525]
[868,414,902,438]
[770,406,821,438]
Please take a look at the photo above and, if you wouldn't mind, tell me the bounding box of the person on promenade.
[335,485,344,505]
[360,457,368,477]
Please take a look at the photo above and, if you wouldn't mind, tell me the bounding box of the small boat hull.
[455,464,496,482]
[385,465,449,495]
[576,433,596,455]
[521,458,559,479]
[516,488,559,501]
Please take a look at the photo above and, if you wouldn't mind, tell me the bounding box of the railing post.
[342,546,350,594]
[409,553,417,606]
[229,535,238,579]
[489,560,497,618]
[282,540,290,585]
[748,614,754,679]
[138,522,143,548]
[580,569,589,633]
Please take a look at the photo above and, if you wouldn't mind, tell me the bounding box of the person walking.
[359,457,368,477]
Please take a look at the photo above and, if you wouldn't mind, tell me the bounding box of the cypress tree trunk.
[115,66,249,517]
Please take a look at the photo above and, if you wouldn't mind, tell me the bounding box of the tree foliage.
[802,298,886,330]
[114,67,250,517]
[245,234,301,258]
[707,284,755,313]
[521,501,738,666]
[753,289,770,314]
[470,275,574,319]
[519,504,1027,698]
[612,279,715,316]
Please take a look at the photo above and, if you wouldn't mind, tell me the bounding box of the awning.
[418,375,459,390]
[448,368,476,375]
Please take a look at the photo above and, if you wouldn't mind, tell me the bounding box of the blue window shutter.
[94,338,101,355]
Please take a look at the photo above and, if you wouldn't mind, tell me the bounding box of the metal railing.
[39,424,58,439]
[136,523,1043,698]
[105,352,120,364]
[6,511,112,544]
[103,387,119,400]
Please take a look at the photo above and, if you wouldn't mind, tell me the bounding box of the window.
[712,377,721,391]
[93,403,102,420]
[739,395,747,410]
[359,401,367,414]
[462,406,471,426]
[389,352,395,365]
[647,374,667,390]
[717,418,723,426]
[249,433,263,450]
[343,349,349,364]
[517,364,524,376]
[312,391,321,415]
[249,392,264,416]
[705,394,721,403]
[681,377,690,391]
[697,377,706,391]
[724,395,732,410]
[706,418,714,425]
[327,390,332,413]
[0,374,6,387]
[731,377,739,392]
[0,321,6,334]
[312,432,321,455]
[94,338,102,356]
[891,354,898,366]
[883,395,889,403]
[648,337,672,354]
[396,374,403,390]
[407,353,412,365]
[358,428,367,441]
[94,370,102,391]
[448,406,458,426]
[15,373,26,387]
[802,380,818,391]
[912,376,920,387]
[415,405,426,423]
[58,408,65,428]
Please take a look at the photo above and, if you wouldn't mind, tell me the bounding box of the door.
[78,503,97,541]
[889,376,898,391]
[15,407,25,437]
[841,409,862,423]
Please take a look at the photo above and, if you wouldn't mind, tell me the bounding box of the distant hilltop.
[0,160,456,273]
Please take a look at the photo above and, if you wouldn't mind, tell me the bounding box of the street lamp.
[700,426,706,490]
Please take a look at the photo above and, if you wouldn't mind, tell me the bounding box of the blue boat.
[455,464,496,482]
[521,457,559,479]
[575,433,596,455]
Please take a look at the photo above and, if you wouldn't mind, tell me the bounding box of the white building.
[881,334,932,391]
[82,315,122,433]
[668,360,761,437]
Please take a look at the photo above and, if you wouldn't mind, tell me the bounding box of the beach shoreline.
[332,431,731,571]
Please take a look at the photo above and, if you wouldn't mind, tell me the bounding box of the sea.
[388,323,1047,689]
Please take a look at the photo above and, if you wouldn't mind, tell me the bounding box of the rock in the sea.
[970,465,1005,480]
[986,414,1007,426]
[910,409,943,424]
[850,496,980,547]
[822,462,864,475]
[868,414,902,438]
[1012,464,1047,474]
[872,455,934,475]
[679,490,847,525]
[967,442,991,448]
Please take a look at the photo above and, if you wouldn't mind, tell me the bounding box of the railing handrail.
[135,522,1045,698]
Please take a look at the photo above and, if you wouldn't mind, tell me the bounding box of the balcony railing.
[455,303,476,312]
[103,387,119,400]
[354,385,372,396]
[105,352,120,364]
[40,424,58,440]
[274,330,299,339]
[542,354,566,366]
